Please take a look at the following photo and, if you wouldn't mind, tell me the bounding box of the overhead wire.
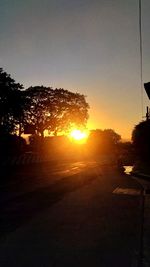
[139,0,144,118]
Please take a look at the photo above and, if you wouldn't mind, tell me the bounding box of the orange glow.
[69,129,89,143]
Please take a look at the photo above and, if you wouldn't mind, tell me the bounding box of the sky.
[0,0,150,140]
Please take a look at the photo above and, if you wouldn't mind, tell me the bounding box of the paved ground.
[143,195,150,267]
[131,176,150,267]
[0,160,143,267]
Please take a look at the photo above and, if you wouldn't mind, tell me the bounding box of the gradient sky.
[0,0,150,140]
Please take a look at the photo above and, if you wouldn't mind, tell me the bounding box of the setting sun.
[69,129,89,143]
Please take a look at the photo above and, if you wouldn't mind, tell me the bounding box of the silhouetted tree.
[0,68,24,135]
[102,129,121,146]
[117,141,133,156]
[24,86,89,137]
[132,120,150,161]
[88,128,121,154]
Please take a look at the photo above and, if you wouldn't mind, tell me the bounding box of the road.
[0,159,143,267]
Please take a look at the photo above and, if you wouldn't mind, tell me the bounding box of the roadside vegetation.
[0,67,136,168]
[132,120,150,174]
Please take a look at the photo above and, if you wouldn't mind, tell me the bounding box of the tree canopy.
[24,86,89,137]
[132,120,150,160]
[0,69,89,137]
[89,129,121,145]
[88,128,121,154]
[0,68,24,134]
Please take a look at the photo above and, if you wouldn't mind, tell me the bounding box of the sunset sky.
[0,0,150,140]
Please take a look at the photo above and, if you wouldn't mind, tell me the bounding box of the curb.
[131,172,150,194]
[131,171,150,182]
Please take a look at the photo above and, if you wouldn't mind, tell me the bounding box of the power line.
[139,0,144,118]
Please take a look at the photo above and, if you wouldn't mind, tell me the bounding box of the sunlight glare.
[69,129,88,143]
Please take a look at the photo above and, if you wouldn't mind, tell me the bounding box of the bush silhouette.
[132,120,150,161]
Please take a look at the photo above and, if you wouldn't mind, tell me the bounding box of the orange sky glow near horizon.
[1,0,150,141]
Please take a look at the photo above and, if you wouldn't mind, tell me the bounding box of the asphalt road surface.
[0,159,143,267]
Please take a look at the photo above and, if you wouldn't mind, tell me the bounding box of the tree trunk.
[19,123,22,137]
[41,131,44,138]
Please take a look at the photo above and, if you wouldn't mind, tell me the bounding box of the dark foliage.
[0,69,89,138]
[24,86,89,137]
[0,68,24,135]
[87,128,121,154]
[132,120,150,161]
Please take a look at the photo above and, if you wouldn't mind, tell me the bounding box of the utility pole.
[146,106,150,120]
